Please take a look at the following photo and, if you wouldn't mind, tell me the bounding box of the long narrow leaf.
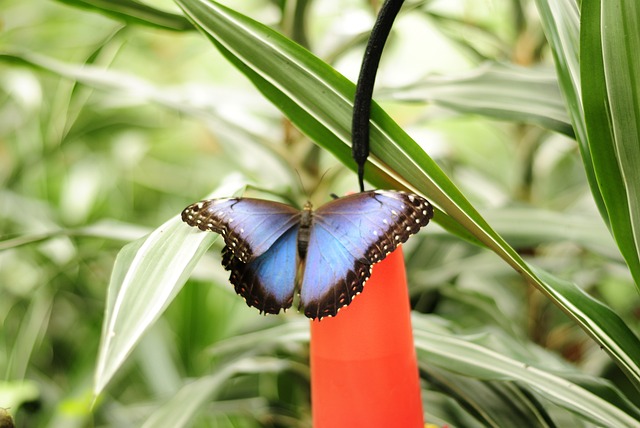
[381,62,574,137]
[533,0,607,220]
[141,358,288,428]
[580,0,640,288]
[54,0,193,31]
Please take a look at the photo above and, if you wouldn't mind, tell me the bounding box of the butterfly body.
[182,190,433,319]
[296,202,313,258]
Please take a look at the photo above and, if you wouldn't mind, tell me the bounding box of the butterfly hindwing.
[223,224,299,314]
[300,191,433,318]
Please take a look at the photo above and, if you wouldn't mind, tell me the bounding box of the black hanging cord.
[352,0,405,192]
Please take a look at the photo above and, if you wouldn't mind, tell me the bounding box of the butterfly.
[181,190,433,319]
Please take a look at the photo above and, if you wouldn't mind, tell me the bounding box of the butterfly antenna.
[318,168,332,187]
[294,169,308,198]
[352,0,405,193]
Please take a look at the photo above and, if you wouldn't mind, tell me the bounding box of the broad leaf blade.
[94,217,214,394]
[94,177,247,395]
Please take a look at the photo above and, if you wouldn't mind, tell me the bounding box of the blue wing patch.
[223,224,299,314]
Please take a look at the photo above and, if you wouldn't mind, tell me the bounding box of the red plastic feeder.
[310,247,424,427]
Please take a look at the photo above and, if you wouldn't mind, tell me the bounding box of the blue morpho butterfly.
[181,190,433,319]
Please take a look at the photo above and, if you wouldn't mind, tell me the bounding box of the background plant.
[1,0,639,427]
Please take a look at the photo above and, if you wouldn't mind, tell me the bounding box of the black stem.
[352,0,405,192]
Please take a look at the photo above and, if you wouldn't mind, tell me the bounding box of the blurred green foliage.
[1,0,639,426]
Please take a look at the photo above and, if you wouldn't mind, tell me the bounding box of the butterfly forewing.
[182,198,300,262]
[300,191,433,318]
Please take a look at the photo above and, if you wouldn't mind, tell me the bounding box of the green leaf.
[533,0,607,220]
[412,315,640,427]
[535,0,640,287]
[93,176,247,395]
[173,0,640,391]
[580,0,640,289]
[0,50,203,114]
[54,0,193,31]
[381,62,574,137]
[482,206,619,260]
[422,367,557,427]
[529,266,640,391]
[141,358,288,428]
